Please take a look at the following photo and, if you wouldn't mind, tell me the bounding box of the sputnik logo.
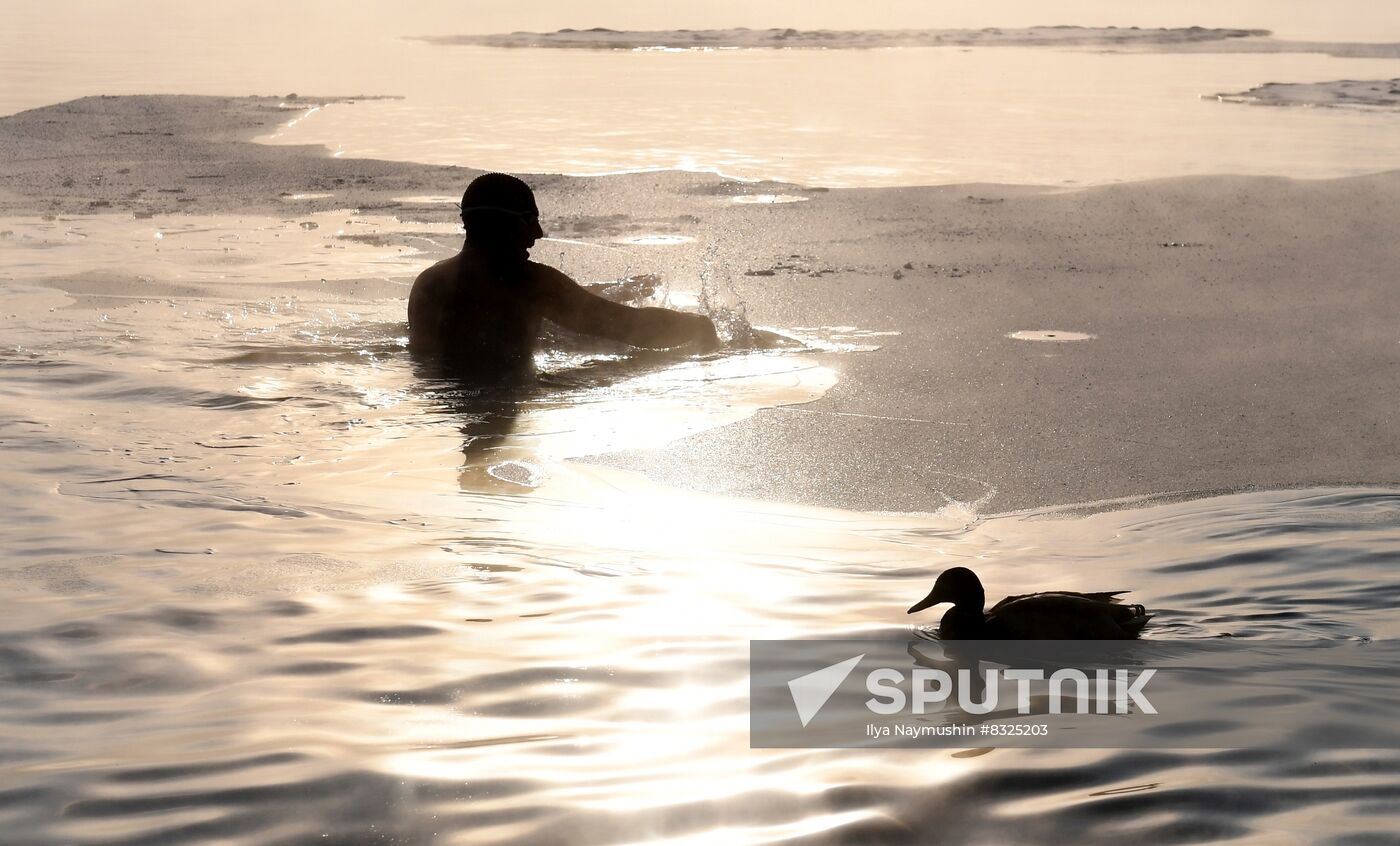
[787,654,864,727]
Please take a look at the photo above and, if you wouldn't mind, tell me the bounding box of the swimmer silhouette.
[409,173,719,382]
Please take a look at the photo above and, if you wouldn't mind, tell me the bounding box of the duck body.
[909,567,1151,640]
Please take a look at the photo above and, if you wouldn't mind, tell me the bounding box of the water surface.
[3,210,1400,844]
[4,4,1400,842]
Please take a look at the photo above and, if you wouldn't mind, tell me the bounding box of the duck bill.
[907,593,943,614]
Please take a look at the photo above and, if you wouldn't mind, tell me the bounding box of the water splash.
[696,243,784,349]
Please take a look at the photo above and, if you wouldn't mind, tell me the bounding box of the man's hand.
[684,313,722,352]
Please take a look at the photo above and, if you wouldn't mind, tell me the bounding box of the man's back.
[408,172,719,381]
[408,250,546,381]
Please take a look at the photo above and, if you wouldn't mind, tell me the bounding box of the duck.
[907,566,1152,639]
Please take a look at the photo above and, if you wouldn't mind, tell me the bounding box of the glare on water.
[4,3,1400,843]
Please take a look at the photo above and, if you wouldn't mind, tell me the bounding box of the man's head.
[460,173,544,259]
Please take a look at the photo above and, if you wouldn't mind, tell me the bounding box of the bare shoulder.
[407,255,463,349]
[521,260,582,309]
[525,260,574,289]
[411,255,459,297]
[408,255,459,317]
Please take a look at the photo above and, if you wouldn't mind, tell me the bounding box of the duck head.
[908,566,986,614]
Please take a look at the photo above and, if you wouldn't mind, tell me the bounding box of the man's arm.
[535,265,720,350]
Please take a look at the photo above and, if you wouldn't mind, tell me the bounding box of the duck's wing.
[986,593,1152,640]
[988,590,1131,615]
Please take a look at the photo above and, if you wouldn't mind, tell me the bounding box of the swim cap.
[460,173,538,218]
